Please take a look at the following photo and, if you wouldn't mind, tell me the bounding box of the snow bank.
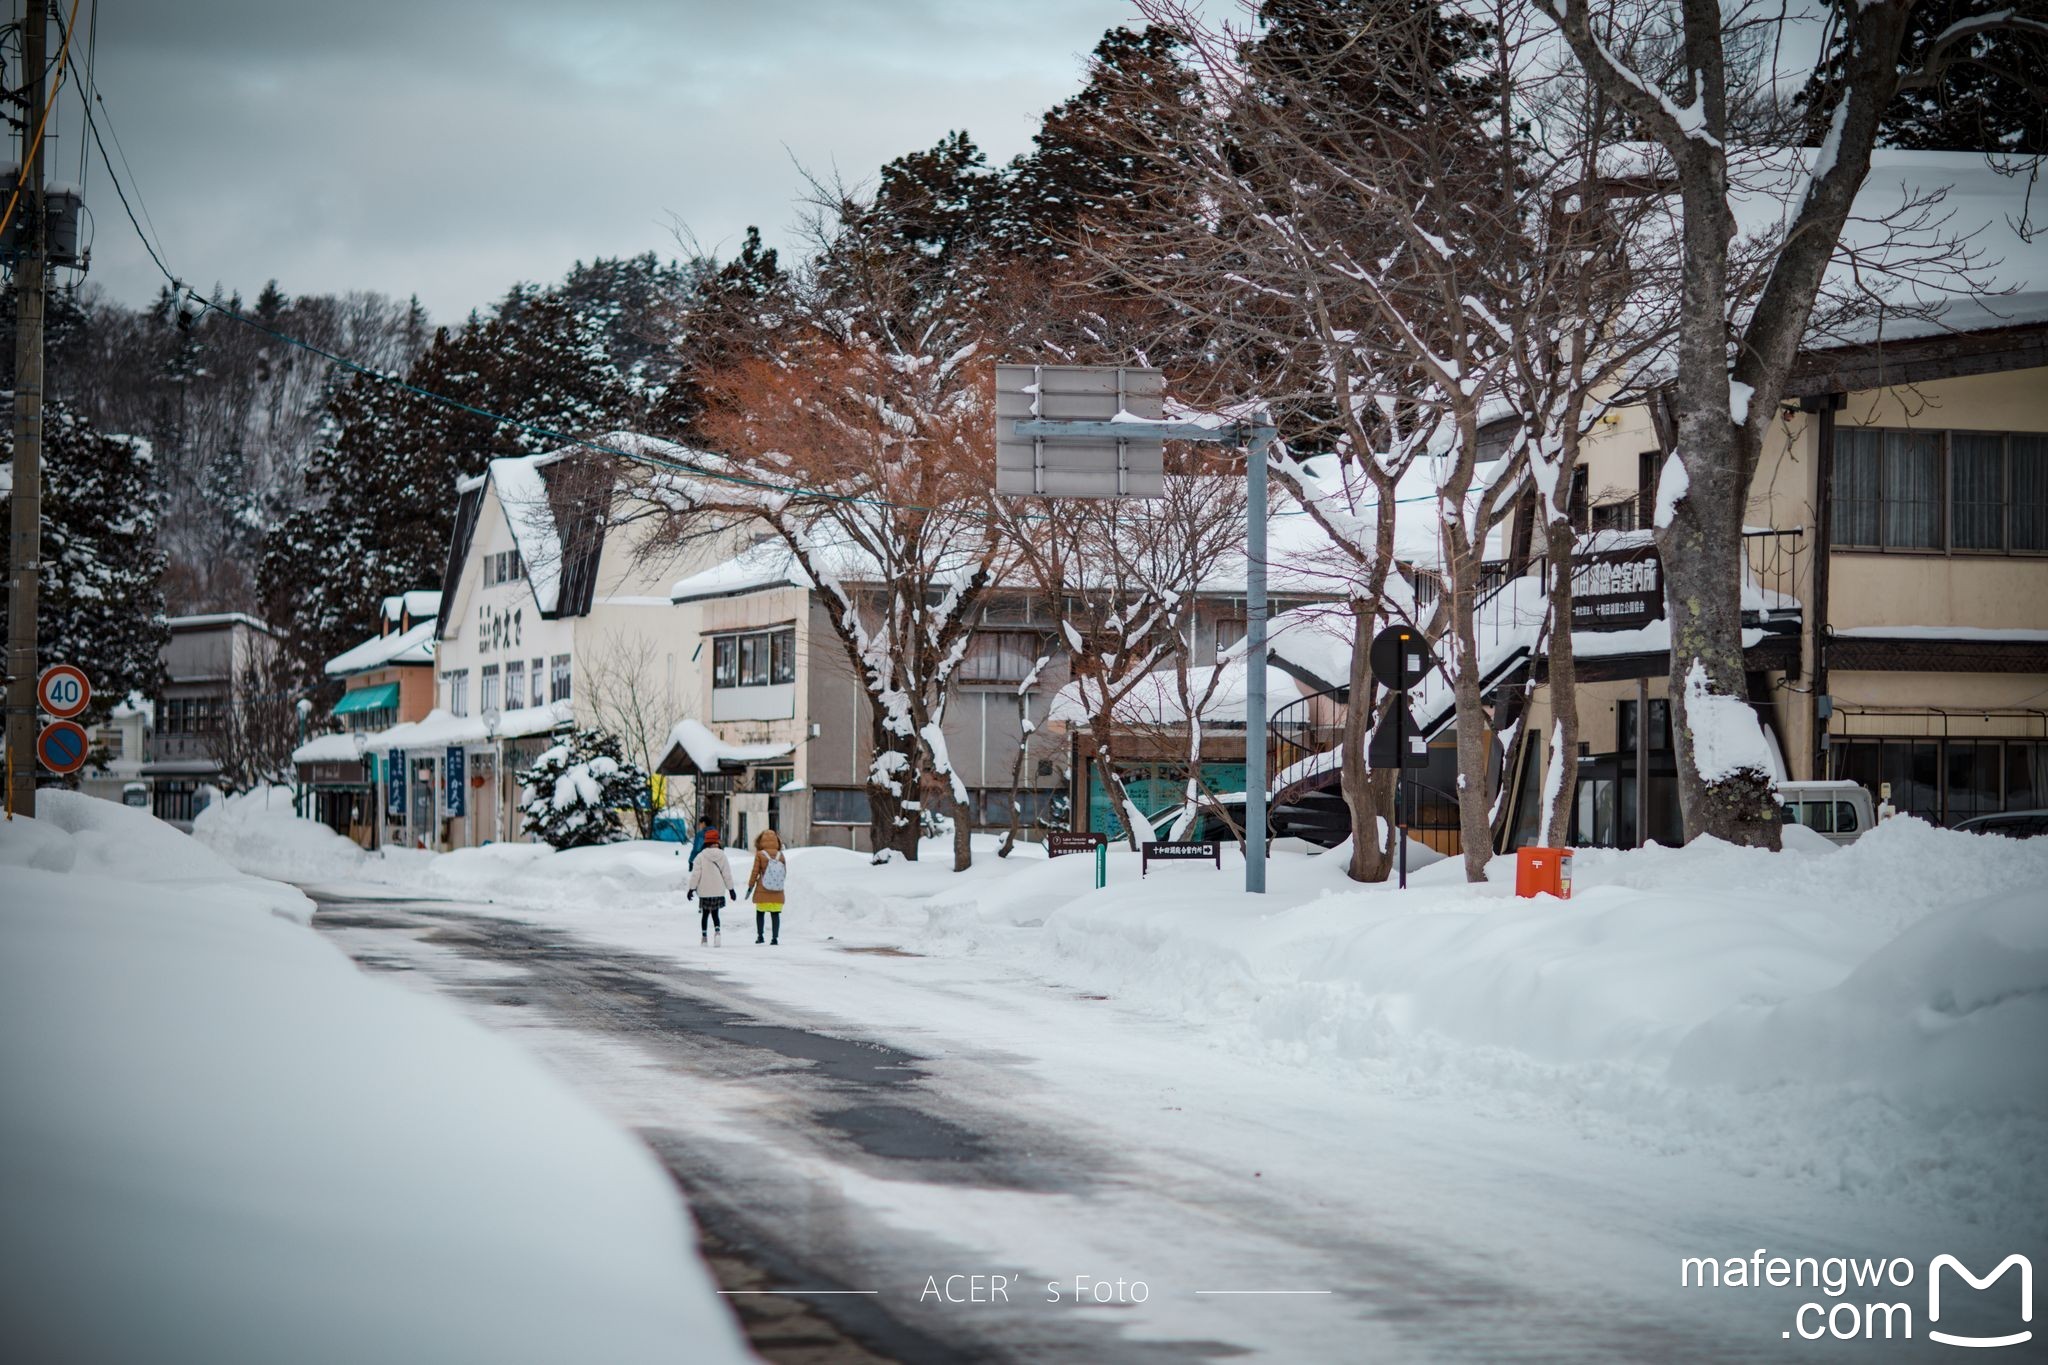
[778,816,2048,1230]
[8,789,317,925]
[1671,886,2048,1117]
[0,806,748,1365]
[192,786,376,888]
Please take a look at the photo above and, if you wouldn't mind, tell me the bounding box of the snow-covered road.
[311,887,2024,1363]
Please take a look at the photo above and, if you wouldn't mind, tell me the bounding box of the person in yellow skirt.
[746,828,788,944]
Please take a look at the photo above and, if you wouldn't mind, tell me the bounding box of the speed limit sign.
[37,664,91,720]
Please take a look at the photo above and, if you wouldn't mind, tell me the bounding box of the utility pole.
[6,0,48,819]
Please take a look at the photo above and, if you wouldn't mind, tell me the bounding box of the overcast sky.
[63,0,1146,323]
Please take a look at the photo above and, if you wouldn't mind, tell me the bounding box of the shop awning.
[333,682,400,716]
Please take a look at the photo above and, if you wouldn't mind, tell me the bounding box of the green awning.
[333,682,400,716]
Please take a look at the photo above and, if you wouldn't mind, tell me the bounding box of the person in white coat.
[686,827,737,945]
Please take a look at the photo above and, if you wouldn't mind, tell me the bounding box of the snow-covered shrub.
[517,729,648,850]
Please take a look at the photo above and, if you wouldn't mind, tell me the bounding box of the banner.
[386,750,406,818]
[444,746,466,818]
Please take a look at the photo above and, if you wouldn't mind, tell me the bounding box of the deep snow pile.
[192,785,381,887]
[0,796,748,1365]
[783,818,2048,1233]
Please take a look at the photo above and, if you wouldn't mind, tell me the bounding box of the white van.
[1778,780,1876,846]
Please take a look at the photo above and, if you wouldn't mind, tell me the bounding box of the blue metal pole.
[1245,429,1270,895]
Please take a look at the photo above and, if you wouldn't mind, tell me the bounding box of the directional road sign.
[995,363,1166,498]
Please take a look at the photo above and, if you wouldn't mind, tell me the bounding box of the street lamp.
[350,729,373,853]
[482,706,503,845]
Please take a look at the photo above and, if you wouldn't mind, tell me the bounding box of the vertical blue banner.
[444,746,466,818]
[387,751,406,818]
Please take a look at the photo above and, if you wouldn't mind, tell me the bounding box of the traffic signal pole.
[6,0,48,820]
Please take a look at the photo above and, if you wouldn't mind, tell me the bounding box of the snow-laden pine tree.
[0,402,168,729]
[517,729,648,849]
[260,279,653,678]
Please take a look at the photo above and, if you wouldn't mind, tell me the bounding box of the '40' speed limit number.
[37,664,92,720]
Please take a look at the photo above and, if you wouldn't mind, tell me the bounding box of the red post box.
[1514,846,1573,899]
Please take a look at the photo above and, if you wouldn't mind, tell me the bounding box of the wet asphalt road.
[311,895,1244,1364]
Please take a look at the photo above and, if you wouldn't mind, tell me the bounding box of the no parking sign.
[37,721,90,775]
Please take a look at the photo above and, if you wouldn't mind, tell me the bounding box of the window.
[444,669,470,717]
[712,628,796,689]
[549,654,572,703]
[1591,500,1637,532]
[962,631,1041,684]
[752,765,795,794]
[1637,450,1661,528]
[1834,427,2048,554]
[530,658,546,707]
[1617,699,1671,752]
[95,727,123,759]
[1214,617,1248,660]
[1567,466,1590,533]
[507,549,522,581]
[481,664,500,714]
[813,787,873,824]
[970,788,1059,828]
[505,660,525,710]
[1828,737,2048,826]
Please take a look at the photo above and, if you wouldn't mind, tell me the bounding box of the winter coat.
[747,850,787,908]
[687,848,736,901]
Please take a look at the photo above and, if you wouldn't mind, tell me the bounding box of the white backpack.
[760,855,787,892]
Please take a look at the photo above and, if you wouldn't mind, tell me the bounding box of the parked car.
[1952,809,2048,839]
[1777,780,1876,846]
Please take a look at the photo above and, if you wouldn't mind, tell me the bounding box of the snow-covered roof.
[381,590,442,624]
[657,718,795,774]
[325,619,436,676]
[1048,657,1307,729]
[669,539,816,604]
[166,612,276,634]
[291,704,569,765]
[486,453,570,615]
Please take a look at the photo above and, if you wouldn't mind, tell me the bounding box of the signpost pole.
[1244,431,1270,896]
[1395,651,1407,891]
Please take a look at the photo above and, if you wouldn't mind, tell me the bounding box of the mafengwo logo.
[1680,1249,2032,1346]
[1928,1254,2031,1350]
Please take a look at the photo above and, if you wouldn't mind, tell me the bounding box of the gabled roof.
[326,619,436,676]
[655,718,794,775]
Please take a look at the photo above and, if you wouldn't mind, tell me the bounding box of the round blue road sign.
[37,720,90,775]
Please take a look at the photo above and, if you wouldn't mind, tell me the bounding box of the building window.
[481,664,500,713]
[550,654,572,703]
[1832,736,2048,826]
[1834,427,2047,554]
[153,780,203,824]
[505,660,525,710]
[712,627,796,689]
[1637,450,1661,528]
[1591,500,1637,532]
[752,765,795,794]
[813,787,873,824]
[962,631,1042,684]
[530,658,546,707]
[970,787,1059,828]
[1567,466,1590,533]
[1214,617,1248,660]
[444,669,470,717]
[507,548,522,581]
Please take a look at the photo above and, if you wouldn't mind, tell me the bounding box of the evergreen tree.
[0,402,168,728]
[1799,0,2048,154]
[517,728,647,848]
[259,284,647,677]
[998,25,1197,260]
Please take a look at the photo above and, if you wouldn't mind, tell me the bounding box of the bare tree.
[580,627,691,838]
[1535,0,2043,846]
[207,635,308,795]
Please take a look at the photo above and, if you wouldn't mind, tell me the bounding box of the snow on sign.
[995,363,1165,498]
[36,664,91,720]
[37,720,90,775]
